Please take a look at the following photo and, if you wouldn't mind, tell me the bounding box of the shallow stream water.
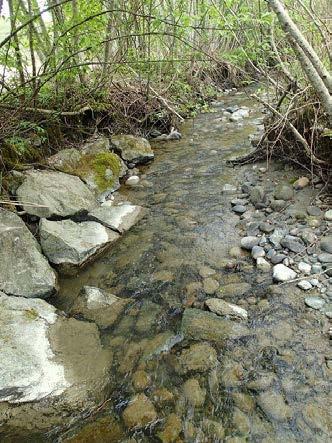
[50,92,332,442]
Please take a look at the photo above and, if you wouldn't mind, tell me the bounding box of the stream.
[43,91,330,442]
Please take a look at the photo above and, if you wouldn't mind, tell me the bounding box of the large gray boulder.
[0,209,57,298]
[0,292,111,433]
[16,170,97,218]
[70,286,130,329]
[46,136,127,199]
[88,202,145,233]
[40,219,120,274]
[111,134,154,165]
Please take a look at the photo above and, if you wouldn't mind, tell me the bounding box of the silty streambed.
[52,92,330,441]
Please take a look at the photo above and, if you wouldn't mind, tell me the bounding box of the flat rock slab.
[181,308,249,342]
[40,219,119,274]
[17,170,97,218]
[111,134,154,165]
[0,209,57,298]
[70,286,130,329]
[88,203,145,234]
[0,293,111,431]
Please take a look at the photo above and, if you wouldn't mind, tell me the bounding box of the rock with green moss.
[111,134,154,165]
[47,136,127,198]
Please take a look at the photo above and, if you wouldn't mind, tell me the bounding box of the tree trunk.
[267,0,332,94]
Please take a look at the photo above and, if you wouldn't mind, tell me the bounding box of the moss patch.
[73,152,121,192]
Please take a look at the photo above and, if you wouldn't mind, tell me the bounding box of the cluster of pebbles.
[223,167,332,326]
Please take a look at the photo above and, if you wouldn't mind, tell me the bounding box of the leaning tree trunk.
[267,0,332,93]
[267,0,332,126]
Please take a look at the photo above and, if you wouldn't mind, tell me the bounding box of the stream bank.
[1,90,331,442]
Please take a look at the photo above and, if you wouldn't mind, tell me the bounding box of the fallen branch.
[0,104,91,116]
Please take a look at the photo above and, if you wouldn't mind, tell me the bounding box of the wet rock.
[324,210,332,221]
[280,235,304,253]
[273,264,297,282]
[270,254,286,265]
[293,176,309,190]
[220,282,251,298]
[306,206,322,217]
[152,270,174,282]
[157,413,182,443]
[221,361,244,387]
[257,392,292,422]
[151,388,174,405]
[0,210,58,298]
[251,246,265,259]
[63,416,124,443]
[176,342,218,374]
[111,135,154,165]
[40,219,119,274]
[132,370,151,391]
[232,392,255,413]
[318,253,332,263]
[203,277,220,294]
[305,296,325,310]
[122,394,157,429]
[298,261,312,275]
[241,236,259,250]
[247,373,277,391]
[16,170,97,218]
[70,286,129,329]
[274,184,294,201]
[141,332,182,361]
[205,298,248,320]
[233,205,247,214]
[320,236,332,254]
[88,203,144,234]
[198,266,216,278]
[182,378,206,407]
[0,293,111,430]
[232,408,250,435]
[125,175,140,186]
[297,280,312,291]
[259,222,274,234]
[222,184,238,194]
[202,419,225,441]
[269,228,287,249]
[256,257,271,272]
[181,308,249,342]
[135,301,162,334]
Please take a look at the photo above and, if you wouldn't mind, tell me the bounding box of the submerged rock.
[205,298,248,320]
[16,170,97,218]
[157,413,182,443]
[122,394,157,429]
[0,293,111,431]
[176,342,218,374]
[182,378,206,407]
[88,203,145,234]
[70,286,129,329]
[181,308,249,342]
[0,209,57,298]
[111,134,154,165]
[257,391,292,422]
[40,219,119,274]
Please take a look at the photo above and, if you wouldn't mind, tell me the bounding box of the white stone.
[273,264,297,282]
[256,257,271,272]
[324,210,332,221]
[205,298,248,320]
[298,261,312,275]
[125,175,140,186]
[222,184,237,194]
[297,280,312,290]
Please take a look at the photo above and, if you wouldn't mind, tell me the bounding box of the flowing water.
[48,92,330,442]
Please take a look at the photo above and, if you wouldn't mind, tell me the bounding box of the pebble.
[251,246,265,259]
[318,253,332,263]
[205,298,248,320]
[269,228,287,249]
[240,236,259,251]
[256,257,271,272]
[182,379,206,407]
[125,175,140,186]
[233,205,247,214]
[298,261,312,275]
[293,176,309,189]
[320,236,332,254]
[297,280,313,291]
[122,394,157,429]
[307,206,322,216]
[324,210,332,221]
[304,296,325,310]
[157,414,182,443]
[199,266,216,278]
[132,370,151,391]
[203,278,220,294]
[274,184,294,201]
[280,235,304,253]
[259,222,274,233]
[271,254,286,264]
[273,264,297,282]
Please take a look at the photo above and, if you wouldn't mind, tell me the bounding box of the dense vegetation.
[0,0,331,175]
